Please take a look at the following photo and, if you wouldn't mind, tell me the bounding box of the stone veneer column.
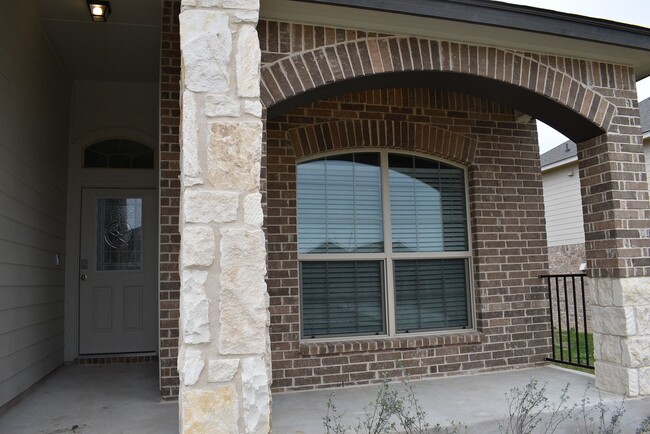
[590,277,650,396]
[177,1,270,432]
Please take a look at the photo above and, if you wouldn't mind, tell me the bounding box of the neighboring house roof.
[540,140,577,168]
[541,97,650,169]
[641,97,650,136]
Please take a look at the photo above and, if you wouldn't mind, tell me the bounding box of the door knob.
[81,274,88,281]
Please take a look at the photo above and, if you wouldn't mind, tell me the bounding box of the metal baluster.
[572,275,580,366]
[581,275,591,368]
[556,276,563,361]
[563,276,571,363]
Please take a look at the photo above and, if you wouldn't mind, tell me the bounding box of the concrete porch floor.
[0,363,177,434]
[1,364,648,433]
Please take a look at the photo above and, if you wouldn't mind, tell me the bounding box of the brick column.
[160,0,182,401]
[578,109,650,396]
[177,0,271,432]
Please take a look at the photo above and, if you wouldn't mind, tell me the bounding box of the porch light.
[87,1,111,22]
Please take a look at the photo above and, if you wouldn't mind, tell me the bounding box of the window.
[84,139,154,169]
[297,151,471,339]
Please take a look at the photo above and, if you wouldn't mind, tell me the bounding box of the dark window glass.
[394,259,469,332]
[301,261,384,338]
[84,139,154,169]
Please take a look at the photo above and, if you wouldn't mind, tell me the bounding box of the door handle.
[81,274,88,281]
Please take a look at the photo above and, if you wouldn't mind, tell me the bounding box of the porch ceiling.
[35,0,161,83]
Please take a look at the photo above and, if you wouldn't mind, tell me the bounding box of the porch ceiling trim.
[261,0,650,79]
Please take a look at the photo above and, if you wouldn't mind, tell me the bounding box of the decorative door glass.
[96,198,143,271]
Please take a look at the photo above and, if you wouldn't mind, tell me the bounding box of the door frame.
[64,129,159,362]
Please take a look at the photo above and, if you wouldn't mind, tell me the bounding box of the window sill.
[299,331,483,356]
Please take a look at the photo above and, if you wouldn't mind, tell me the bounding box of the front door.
[79,188,157,355]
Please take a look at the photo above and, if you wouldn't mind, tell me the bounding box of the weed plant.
[323,369,649,434]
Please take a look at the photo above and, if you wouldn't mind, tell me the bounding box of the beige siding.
[542,162,585,247]
[0,2,71,407]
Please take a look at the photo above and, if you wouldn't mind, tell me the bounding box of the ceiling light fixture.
[87,1,111,22]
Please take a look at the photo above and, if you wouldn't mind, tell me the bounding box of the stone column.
[178,1,270,432]
[590,277,650,396]
[579,117,650,396]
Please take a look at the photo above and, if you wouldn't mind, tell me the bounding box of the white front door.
[79,188,157,355]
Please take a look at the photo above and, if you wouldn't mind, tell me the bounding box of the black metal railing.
[539,273,593,370]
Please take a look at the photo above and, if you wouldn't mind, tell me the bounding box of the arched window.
[84,139,154,169]
[297,151,471,339]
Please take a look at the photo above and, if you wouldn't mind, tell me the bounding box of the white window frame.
[297,149,475,341]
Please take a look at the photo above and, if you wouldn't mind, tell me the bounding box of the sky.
[494,0,650,154]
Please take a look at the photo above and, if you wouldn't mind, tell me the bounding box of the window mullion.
[380,151,396,336]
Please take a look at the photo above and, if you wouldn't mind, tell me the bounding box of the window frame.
[297,149,475,341]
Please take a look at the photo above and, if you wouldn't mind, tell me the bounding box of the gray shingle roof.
[540,140,577,167]
[541,97,650,168]
[641,97,650,135]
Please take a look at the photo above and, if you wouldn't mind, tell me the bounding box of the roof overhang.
[261,0,650,79]
[541,156,578,172]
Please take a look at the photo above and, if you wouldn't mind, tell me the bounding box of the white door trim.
[64,129,159,361]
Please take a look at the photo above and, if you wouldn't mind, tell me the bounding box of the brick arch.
[288,120,477,165]
[261,36,613,141]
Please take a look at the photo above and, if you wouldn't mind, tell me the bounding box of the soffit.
[35,0,161,83]
[261,0,650,79]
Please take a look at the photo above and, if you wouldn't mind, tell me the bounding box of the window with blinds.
[297,151,472,339]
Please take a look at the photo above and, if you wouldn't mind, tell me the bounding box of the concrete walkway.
[1,364,648,433]
[0,364,177,434]
[272,366,650,433]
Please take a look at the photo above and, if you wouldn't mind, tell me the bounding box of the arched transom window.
[84,139,154,169]
[297,151,472,339]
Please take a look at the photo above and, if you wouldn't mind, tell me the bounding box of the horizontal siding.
[0,350,62,409]
[0,316,64,363]
[0,286,64,311]
[542,163,585,246]
[0,302,65,337]
[0,1,70,407]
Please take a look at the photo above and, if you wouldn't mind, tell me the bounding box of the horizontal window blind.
[394,259,469,332]
[301,261,384,338]
[389,155,467,252]
[297,154,383,254]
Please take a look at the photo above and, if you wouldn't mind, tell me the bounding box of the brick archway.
[260,35,615,142]
[289,119,477,164]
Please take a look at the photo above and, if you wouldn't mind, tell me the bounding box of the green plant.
[499,379,575,434]
[551,329,594,371]
[573,388,625,434]
[324,368,455,434]
[393,371,430,434]
[324,373,647,434]
[323,374,399,434]
[636,416,650,434]
[323,392,350,434]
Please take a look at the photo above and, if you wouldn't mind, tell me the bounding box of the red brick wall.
[159,0,181,401]
[578,131,650,278]
[265,88,552,392]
